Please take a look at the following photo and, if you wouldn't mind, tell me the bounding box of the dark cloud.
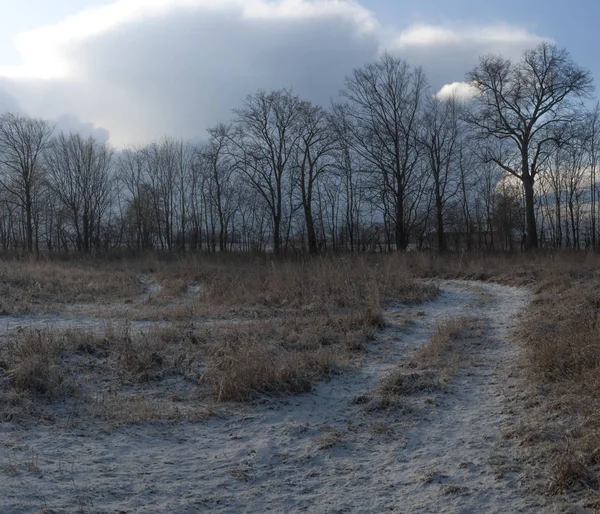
[53,114,110,143]
[0,82,22,113]
[0,1,549,147]
[65,7,379,143]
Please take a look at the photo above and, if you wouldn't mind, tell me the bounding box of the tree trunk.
[523,175,538,250]
[435,181,445,253]
[25,188,33,253]
[273,215,281,254]
[395,194,407,250]
[304,204,318,254]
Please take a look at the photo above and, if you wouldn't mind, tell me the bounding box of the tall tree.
[585,104,600,248]
[420,95,462,252]
[117,146,152,249]
[45,133,114,253]
[233,89,302,254]
[295,101,333,254]
[0,114,53,252]
[466,42,594,249]
[340,54,428,250]
[203,124,239,252]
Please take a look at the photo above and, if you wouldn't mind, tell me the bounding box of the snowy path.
[0,281,545,513]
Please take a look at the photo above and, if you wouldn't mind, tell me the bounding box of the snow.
[0,281,548,513]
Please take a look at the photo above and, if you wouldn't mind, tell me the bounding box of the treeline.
[0,42,596,255]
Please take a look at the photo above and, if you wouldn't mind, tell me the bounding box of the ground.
[0,279,553,513]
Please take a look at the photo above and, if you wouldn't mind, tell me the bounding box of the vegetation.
[0,43,594,256]
[518,261,600,497]
[0,254,437,424]
[0,38,599,509]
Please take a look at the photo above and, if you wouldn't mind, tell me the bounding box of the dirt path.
[0,281,546,513]
[392,281,542,513]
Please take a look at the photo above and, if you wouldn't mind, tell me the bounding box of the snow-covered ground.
[0,281,547,513]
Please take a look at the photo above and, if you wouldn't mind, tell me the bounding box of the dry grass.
[200,320,339,402]
[7,249,600,504]
[0,325,202,424]
[404,249,600,287]
[149,253,437,319]
[377,370,440,397]
[0,258,139,314]
[5,330,69,397]
[0,254,438,425]
[0,316,376,424]
[410,317,473,375]
[367,317,474,411]
[313,428,346,450]
[1,250,598,317]
[548,446,595,495]
[0,253,438,318]
[517,259,600,499]
[195,310,380,401]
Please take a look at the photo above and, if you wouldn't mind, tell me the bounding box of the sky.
[0,0,597,147]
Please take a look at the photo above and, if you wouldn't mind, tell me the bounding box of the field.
[0,252,599,512]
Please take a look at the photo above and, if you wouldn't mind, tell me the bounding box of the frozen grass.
[0,254,437,426]
[518,270,600,498]
[0,253,437,316]
[367,316,475,411]
[409,316,474,374]
[3,250,598,510]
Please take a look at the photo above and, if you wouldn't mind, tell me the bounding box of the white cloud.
[435,81,478,101]
[1,0,377,80]
[392,25,461,48]
[0,2,552,147]
[390,23,549,52]
[387,23,552,108]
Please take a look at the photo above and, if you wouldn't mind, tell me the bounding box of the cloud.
[390,24,548,51]
[0,2,551,147]
[1,0,380,146]
[53,115,111,143]
[1,0,377,80]
[386,23,552,103]
[435,81,478,101]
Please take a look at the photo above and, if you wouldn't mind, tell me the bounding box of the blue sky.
[0,0,595,146]
[0,1,595,70]
[366,0,597,68]
[0,1,100,64]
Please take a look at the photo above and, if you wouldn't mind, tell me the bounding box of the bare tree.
[0,114,53,252]
[117,146,153,249]
[585,104,600,248]
[330,103,366,252]
[466,42,594,249]
[202,124,239,252]
[420,95,462,252]
[175,140,194,251]
[295,101,334,253]
[457,146,478,250]
[233,89,302,254]
[45,133,114,253]
[340,54,429,250]
[143,139,181,251]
